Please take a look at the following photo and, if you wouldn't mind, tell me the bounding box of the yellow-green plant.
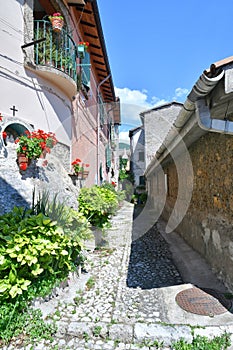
[0,202,90,302]
[0,212,74,300]
[78,185,119,228]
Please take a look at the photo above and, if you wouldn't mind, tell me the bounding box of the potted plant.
[77,41,89,59]
[71,158,90,179]
[15,129,58,171]
[49,12,64,32]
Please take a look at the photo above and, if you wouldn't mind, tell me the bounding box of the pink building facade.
[0,0,120,187]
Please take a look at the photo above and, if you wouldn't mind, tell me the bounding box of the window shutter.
[82,52,90,88]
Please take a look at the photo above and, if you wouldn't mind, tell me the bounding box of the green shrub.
[0,194,92,302]
[0,211,75,301]
[78,185,119,228]
[0,193,92,345]
[101,182,126,203]
[32,191,92,246]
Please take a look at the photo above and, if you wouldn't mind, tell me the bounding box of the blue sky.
[98,0,233,143]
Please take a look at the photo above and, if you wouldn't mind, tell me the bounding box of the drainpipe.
[155,70,225,161]
[96,74,111,185]
[194,70,233,134]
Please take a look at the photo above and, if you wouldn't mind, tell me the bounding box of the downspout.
[96,74,111,185]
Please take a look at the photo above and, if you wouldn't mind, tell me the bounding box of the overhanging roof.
[69,0,116,104]
[140,101,183,117]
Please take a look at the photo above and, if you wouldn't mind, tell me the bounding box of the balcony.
[32,20,77,99]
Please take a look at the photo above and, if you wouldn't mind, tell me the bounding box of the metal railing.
[34,20,77,82]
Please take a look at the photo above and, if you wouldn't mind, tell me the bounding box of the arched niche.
[2,122,32,147]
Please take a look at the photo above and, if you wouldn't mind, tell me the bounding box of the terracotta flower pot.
[17,153,28,164]
[40,149,47,159]
[19,162,28,171]
[50,17,64,32]
[82,171,89,179]
[75,171,89,180]
[17,153,30,171]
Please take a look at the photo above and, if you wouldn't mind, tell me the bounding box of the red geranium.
[40,142,46,149]
[72,158,81,165]
[16,129,58,160]
[71,158,89,173]
[2,131,7,139]
[78,41,89,49]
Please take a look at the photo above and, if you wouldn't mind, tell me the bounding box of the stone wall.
[162,132,233,291]
[0,139,80,216]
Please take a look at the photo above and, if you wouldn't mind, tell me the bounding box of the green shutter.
[82,52,90,88]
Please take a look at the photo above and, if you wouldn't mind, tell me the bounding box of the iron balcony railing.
[34,20,77,82]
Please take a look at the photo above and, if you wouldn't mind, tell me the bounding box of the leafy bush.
[32,191,92,246]
[101,182,126,203]
[78,185,119,228]
[0,194,92,302]
[0,194,92,345]
[0,211,75,301]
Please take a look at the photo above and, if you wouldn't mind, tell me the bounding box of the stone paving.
[2,201,233,350]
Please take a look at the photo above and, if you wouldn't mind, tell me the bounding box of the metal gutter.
[145,68,225,177]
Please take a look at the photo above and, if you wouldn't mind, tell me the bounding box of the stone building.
[0,0,120,211]
[129,126,145,187]
[140,102,183,168]
[129,102,182,188]
[145,56,233,291]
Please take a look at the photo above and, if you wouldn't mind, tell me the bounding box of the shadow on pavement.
[126,206,184,289]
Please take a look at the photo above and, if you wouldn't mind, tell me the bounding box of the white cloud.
[173,87,189,100]
[115,86,189,145]
[114,87,168,128]
[119,131,130,144]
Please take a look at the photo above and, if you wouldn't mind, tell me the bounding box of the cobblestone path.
[2,202,233,350]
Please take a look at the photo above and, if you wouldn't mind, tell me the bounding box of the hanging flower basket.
[77,41,89,59]
[49,12,64,32]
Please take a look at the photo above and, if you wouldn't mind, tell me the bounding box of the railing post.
[33,20,77,81]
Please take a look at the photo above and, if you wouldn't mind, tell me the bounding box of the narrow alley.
[2,201,233,350]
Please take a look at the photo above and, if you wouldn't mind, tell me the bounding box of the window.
[138,151,144,162]
[139,176,145,186]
